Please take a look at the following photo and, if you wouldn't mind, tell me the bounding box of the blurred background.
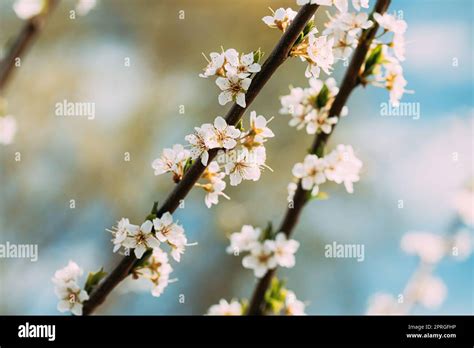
[0,0,472,315]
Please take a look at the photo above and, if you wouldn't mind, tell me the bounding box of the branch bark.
[0,0,59,92]
[82,3,320,315]
[246,0,391,316]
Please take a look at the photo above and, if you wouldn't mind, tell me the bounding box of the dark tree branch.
[82,3,320,315]
[0,0,59,92]
[246,0,391,316]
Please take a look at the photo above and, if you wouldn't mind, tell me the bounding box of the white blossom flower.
[324,144,362,193]
[330,30,356,60]
[185,123,214,165]
[324,12,372,39]
[305,108,338,134]
[225,148,263,186]
[75,0,96,16]
[0,115,17,145]
[52,261,89,316]
[225,52,261,79]
[401,232,446,264]
[292,154,326,196]
[366,293,405,315]
[107,218,139,253]
[199,48,239,78]
[273,233,300,268]
[216,74,252,107]
[169,232,188,262]
[281,78,343,135]
[199,161,228,208]
[134,248,173,297]
[203,178,228,208]
[383,57,408,106]
[305,34,335,78]
[207,299,243,315]
[153,212,182,244]
[199,52,225,78]
[208,116,241,149]
[242,240,277,278]
[152,212,188,262]
[250,111,274,140]
[227,225,262,254]
[151,144,190,181]
[342,12,373,36]
[280,87,307,129]
[241,111,275,148]
[123,220,160,259]
[52,260,83,286]
[262,7,297,31]
[54,281,89,316]
[373,13,407,34]
[284,290,306,315]
[392,33,406,61]
[407,274,447,309]
[13,0,44,20]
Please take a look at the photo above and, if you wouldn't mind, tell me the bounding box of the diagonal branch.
[0,0,59,92]
[246,0,391,316]
[82,3,320,316]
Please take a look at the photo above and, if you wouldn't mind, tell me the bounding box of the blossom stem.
[246,0,392,316]
[82,3,320,316]
[0,0,59,92]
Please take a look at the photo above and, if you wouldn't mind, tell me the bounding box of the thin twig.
[82,3,320,315]
[0,0,59,92]
[246,0,391,316]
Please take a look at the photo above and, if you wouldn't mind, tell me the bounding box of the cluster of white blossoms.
[207,299,243,315]
[199,48,262,107]
[207,289,306,315]
[401,230,472,263]
[263,7,335,78]
[280,77,347,135]
[290,144,363,198]
[264,1,372,78]
[227,225,300,278]
[366,273,448,315]
[105,213,189,298]
[367,229,472,315]
[108,213,188,262]
[0,115,17,145]
[13,0,96,20]
[361,13,410,106]
[131,248,173,297]
[322,3,373,60]
[52,261,89,316]
[153,112,274,208]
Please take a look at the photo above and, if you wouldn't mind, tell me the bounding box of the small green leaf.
[235,119,244,132]
[302,20,315,37]
[183,157,194,173]
[264,277,287,314]
[84,268,107,294]
[316,84,330,109]
[260,221,274,241]
[253,48,265,64]
[292,21,316,49]
[362,44,383,78]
